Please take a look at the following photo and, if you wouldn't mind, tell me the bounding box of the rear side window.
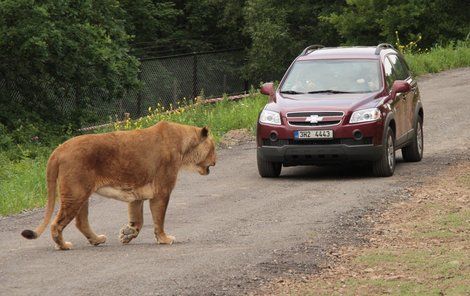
[387,55,409,80]
[383,57,395,90]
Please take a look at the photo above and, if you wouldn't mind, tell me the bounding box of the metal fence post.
[192,52,198,100]
[172,79,178,106]
[136,66,143,117]
[223,74,227,94]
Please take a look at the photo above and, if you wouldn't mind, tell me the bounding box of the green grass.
[0,153,48,215]
[104,94,267,142]
[0,95,267,215]
[1,41,470,216]
[405,40,470,76]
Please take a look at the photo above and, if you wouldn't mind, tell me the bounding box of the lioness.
[21,121,216,250]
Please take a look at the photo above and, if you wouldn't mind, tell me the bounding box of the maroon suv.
[257,44,424,177]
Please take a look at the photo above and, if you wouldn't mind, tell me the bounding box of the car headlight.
[350,108,381,124]
[259,110,281,125]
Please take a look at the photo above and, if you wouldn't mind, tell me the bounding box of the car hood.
[268,92,382,116]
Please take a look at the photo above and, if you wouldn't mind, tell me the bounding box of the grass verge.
[103,94,267,142]
[0,153,48,216]
[405,40,470,76]
[0,94,266,215]
[262,164,470,295]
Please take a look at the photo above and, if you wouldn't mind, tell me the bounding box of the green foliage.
[120,0,180,46]
[243,0,344,82]
[0,0,140,128]
[182,0,247,50]
[0,152,48,216]
[405,41,470,76]
[243,0,294,81]
[127,0,247,54]
[108,93,266,142]
[323,0,470,48]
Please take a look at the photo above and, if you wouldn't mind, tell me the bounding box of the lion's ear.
[201,126,209,139]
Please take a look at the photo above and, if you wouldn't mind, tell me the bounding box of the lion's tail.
[21,153,59,240]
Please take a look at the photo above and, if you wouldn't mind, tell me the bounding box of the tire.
[257,151,282,178]
[402,116,423,162]
[372,127,396,177]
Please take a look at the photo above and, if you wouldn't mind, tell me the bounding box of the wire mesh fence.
[1,48,268,128]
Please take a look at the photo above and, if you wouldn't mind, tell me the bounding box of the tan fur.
[21,121,216,250]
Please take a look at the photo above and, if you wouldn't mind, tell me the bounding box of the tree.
[243,0,344,82]
[120,0,182,55]
[0,0,140,127]
[324,0,470,48]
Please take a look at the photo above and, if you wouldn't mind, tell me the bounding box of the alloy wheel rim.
[417,122,423,156]
[387,134,395,170]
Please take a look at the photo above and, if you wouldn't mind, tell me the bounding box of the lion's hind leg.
[50,183,93,250]
[50,201,82,250]
[75,200,107,246]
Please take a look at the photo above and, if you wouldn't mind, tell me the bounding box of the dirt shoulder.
[258,163,470,295]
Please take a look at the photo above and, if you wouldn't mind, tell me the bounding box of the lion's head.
[183,127,216,175]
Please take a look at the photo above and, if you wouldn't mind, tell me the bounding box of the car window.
[280,59,382,94]
[387,54,409,80]
[383,57,395,91]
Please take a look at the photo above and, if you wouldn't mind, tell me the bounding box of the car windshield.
[280,59,382,94]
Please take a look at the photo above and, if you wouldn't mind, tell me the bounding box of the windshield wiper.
[307,90,356,94]
[280,90,305,94]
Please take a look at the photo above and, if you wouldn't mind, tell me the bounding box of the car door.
[383,56,407,144]
[398,55,419,139]
[387,54,415,139]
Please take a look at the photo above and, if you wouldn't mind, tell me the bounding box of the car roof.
[296,47,396,61]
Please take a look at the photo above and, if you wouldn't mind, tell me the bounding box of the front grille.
[286,111,344,127]
[289,120,341,127]
[262,137,372,147]
[287,111,344,117]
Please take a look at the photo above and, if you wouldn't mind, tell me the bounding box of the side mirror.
[260,82,274,96]
[391,80,411,96]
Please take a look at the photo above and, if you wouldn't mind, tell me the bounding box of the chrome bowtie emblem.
[306,115,323,123]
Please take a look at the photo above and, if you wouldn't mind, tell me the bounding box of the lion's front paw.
[119,225,139,244]
[156,234,175,245]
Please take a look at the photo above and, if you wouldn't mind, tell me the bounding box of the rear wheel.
[402,116,423,162]
[257,151,282,178]
[372,127,395,177]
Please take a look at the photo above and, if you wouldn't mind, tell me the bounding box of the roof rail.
[375,43,395,55]
[300,44,324,55]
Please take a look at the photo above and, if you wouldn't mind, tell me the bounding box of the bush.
[109,93,267,142]
[405,40,470,76]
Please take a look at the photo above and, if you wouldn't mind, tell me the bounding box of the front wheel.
[372,127,396,177]
[257,151,282,178]
[402,116,423,162]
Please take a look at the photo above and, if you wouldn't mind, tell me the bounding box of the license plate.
[294,130,333,139]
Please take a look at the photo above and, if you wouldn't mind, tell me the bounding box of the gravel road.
[1,68,469,296]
